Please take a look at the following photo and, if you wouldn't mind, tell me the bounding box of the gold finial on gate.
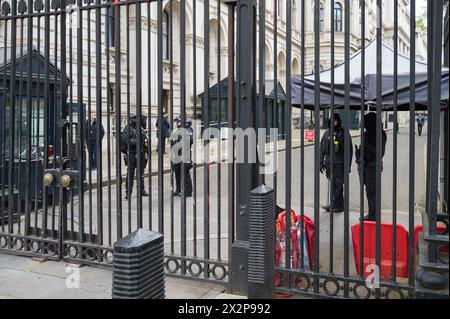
[43,173,55,187]
[60,175,72,189]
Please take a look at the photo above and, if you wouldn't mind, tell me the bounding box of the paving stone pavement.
[0,253,227,299]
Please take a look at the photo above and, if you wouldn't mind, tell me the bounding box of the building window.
[108,83,114,112]
[163,9,170,60]
[319,3,324,32]
[107,6,115,47]
[334,2,342,32]
[292,0,298,29]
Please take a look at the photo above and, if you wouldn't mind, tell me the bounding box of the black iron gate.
[0,0,448,299]
[0,0,233,285]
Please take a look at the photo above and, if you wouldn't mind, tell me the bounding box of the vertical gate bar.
[68,0,76,240]
[180,0,187,275]
[408,0,416,290]
[54,5,59,240]
[257,0,265,187]
[426,0,434,233]
[392,0,398,283]
[359,0,366,278]
[105,1,112,246]
[95,0,103,248]
[375,0,382,299]
[126,3,131,234]
[68,1,74,241]
[17,12,24,236]
[7,0,17,236]
[343,0,351,298]
[203,0,210,279]
[169,0,174,255]
[425,0,432,220]
[25,0,34,239]
[157,0,164,234]
[0,11,8,234]
[427,0,444,252]
[296,0,309,269]
[114,0,122,239]
[226,1,235,281]
[86,2,93,242]
[299,0,305,270]
[329,0,336,274]
[77,0,85,246]
[313,0,320,294]
[60,0,68,260]
[272,0,277,206]
[34,3,45,236]
[147,0,152,230]
[42,0,50,239]
[135,0,143,227]
[285,0,293,290]
[232,0,257,294]
[193,0,198,258]
[216,0,222,262]
[442,8,450,214]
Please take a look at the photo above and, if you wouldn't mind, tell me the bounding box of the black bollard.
[248,184,276,299]
[112,229,165,299]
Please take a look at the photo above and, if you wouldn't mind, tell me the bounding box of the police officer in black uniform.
[171,116,193,197]
[416,114,425,136]
[121,113,149,199]
[320,113,353,213]
[356,112,387,221]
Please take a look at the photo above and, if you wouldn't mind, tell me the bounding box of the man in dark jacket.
[156,110,171,154]
[356,112,387,221]
[320,113,353,213]
[121,113,149,199]
[171,116,193,197]
[86,114,105,170]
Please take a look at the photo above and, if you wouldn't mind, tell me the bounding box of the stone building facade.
[0,0,425,151]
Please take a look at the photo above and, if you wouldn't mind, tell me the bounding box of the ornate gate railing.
[0,0,448,299]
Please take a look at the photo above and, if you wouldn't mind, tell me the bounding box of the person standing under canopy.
[356,112,387,221]
[320,113,353,213]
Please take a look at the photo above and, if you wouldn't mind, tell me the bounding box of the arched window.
[319,3,324,32]
[334,2,342,32]
[162,9,170,60]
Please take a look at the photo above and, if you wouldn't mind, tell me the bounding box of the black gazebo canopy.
[291,41,449,111]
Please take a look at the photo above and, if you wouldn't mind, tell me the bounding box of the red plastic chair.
[351,222,409,280]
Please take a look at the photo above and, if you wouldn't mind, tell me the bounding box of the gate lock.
[44,169,79,189]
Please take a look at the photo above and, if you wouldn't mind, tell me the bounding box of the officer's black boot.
[173,164,181,196]
[126,166,135,200]
[185,168,193,197]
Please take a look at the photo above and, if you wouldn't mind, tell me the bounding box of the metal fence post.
[112,229,165,299]
[248,185,275,299]
[229,0,258,296]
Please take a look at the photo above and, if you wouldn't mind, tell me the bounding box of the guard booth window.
[3,97,45,160]
[200,78,286,138]
[209,98,228,128]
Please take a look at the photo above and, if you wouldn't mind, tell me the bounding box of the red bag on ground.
[296,214,315,270]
